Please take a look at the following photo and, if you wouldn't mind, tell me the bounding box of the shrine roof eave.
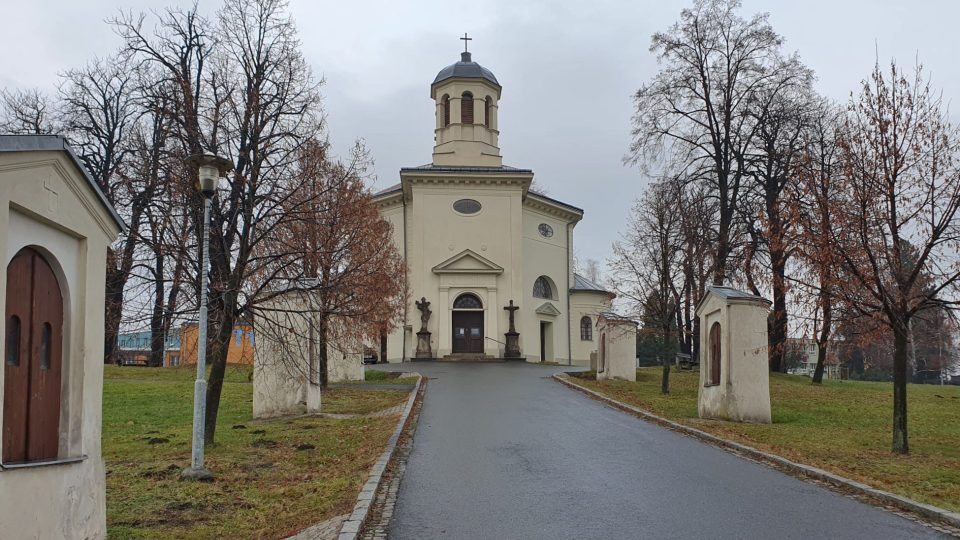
[0,135,127,232]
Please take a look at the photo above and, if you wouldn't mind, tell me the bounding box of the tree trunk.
[892,326,910,454]
[148,255,165,367]
[203,292,237,445]
[768,250,788,373]
[317,314,329,388]
[103,256,124,364]
[811,289,832,385]
[661,357,671,395]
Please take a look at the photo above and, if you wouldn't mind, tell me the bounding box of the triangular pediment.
[432,249,504,275]
[535,302,562,317]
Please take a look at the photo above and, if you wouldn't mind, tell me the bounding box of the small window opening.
[461,92,474,124]
[5,315,20,367]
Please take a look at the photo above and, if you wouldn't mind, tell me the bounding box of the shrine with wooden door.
[0,135,123,538]
[695,286,772,424]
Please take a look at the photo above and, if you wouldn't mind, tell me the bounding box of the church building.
[374,43,613,365]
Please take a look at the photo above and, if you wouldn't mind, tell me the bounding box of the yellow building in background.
[179,322,255,366]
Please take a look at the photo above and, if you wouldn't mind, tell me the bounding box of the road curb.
[553,373,960,530]
[336,373,423,540]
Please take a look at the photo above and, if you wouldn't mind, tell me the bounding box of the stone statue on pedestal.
[503,300,521,359]
[415,297,433,359]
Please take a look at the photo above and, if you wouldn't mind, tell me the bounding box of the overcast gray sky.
[3,0,959,270]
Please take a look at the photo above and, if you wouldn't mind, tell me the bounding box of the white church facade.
[374,46,613,365]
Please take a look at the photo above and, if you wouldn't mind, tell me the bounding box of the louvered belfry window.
[485,96,492,127]
[442,95,450,127]
[461,92,474,124]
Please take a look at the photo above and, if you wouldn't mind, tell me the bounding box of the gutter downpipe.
[401,192,409,363]
[567,221,573,366]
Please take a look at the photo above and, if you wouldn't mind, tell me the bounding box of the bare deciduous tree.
[0,88,57,134]
[832,60,960,454]
[629,0,786,286]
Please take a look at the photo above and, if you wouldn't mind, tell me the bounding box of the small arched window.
[484,96,492,127]
[442,95,450,127]
[533,276,553,300]
[5,315,20,367]
[461,91,474,124]
[453,293,483,310]
[580,316,593,341]
[708,322,721,386]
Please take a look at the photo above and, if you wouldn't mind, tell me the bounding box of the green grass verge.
[569,368,960,513]
[362,369,419,385]
[103,365,410,539]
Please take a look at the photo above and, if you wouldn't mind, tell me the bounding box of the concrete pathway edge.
[553,373,960,529]
[336,373,423,540]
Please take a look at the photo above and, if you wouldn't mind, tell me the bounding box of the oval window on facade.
[453,199,482,215]
[538,223,554,237]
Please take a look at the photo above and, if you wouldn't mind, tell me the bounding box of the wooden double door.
[452,311,484,353]
[3,248,63,463]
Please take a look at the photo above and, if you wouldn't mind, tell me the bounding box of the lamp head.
[187,153,232,199]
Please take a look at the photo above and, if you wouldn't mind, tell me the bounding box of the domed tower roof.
[432,51,500,88]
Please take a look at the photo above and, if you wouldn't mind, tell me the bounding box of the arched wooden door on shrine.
[3,247,63,463]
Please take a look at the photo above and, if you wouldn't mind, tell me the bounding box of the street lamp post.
[182,153,231,481]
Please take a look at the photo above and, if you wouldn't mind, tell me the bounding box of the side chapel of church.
[374,41,613,364]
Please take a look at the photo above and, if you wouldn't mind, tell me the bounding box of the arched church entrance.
[452,293,484,353]
[4,247,64,463]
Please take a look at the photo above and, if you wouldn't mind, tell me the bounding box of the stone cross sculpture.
[414,297,433,359]
[504,300,519,333]
[503,300,521,359]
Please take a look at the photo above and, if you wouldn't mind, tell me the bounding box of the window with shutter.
[461,92,474,124]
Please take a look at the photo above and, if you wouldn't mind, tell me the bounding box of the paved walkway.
[374,362,948,539]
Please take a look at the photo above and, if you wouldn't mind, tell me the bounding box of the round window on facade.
[453,199,482,215]
[538,223,554,237]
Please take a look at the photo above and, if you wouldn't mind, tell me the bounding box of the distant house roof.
[0,135,126,232]
[571,273,613,296]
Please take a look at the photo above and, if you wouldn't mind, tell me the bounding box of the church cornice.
[523,193,584,222]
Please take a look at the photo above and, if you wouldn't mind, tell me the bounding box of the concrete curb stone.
[553,372,960,531]
[336,373,423,540]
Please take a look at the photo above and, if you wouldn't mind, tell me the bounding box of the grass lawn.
[103,365,412,539]
[360,369,420,385]
[569,368,960,513]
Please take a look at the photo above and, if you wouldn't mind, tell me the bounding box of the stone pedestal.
[415,330,433,359]
[504,331,521,359]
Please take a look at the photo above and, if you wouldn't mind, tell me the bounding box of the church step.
[439,353,502,363]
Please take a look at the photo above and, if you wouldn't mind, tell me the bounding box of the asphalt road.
[375,361,948,540]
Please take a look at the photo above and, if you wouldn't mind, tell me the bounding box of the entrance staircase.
[439,353,501,362]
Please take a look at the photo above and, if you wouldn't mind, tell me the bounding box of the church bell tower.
[431,35,503,167]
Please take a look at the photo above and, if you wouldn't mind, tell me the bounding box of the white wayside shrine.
[595,313,638,382]
[696,286,772,424]
[0,136,124,538]
[374,42,614,365]
[253,289,365,419]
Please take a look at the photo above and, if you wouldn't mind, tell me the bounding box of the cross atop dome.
[460,32,472,53]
